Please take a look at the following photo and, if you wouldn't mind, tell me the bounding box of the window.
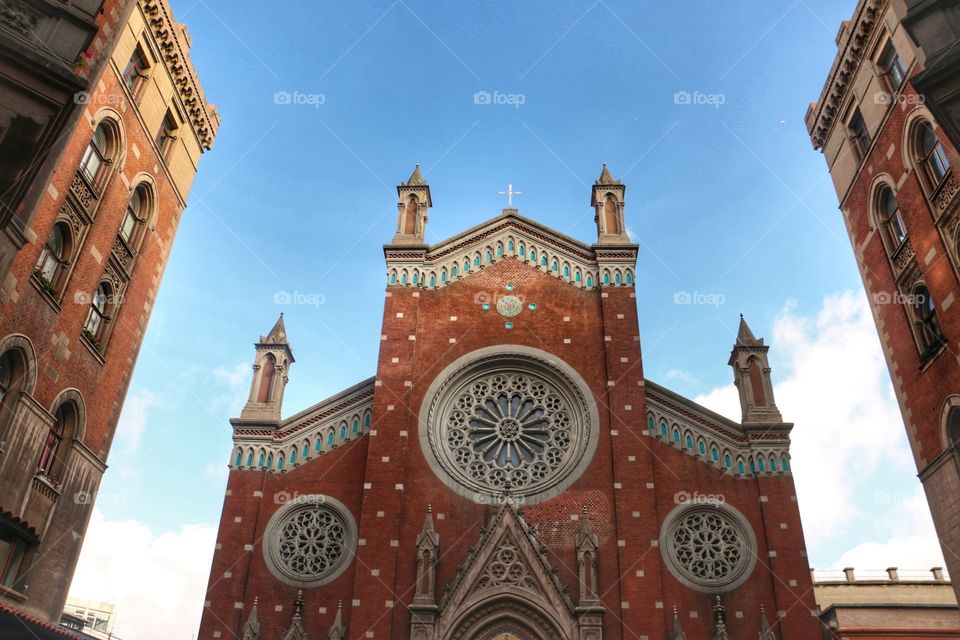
[79,124,110,185]
[0,536,26,588]
[122,45,150,95]
[38,402,78,480]
[913,284,945,357]
[36,222,71,289]
[119,185,149,247]
[878,42,907,90]
[877,186,907,251]
[155,111,178,158]
[0,351,13,405]
[847,106,871,161]
[83,283,113,343]
[918,121,950,187]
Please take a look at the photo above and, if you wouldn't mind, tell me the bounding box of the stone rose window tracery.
[263,495,357,588]
[421,347,599,504]
[660,503,757,593]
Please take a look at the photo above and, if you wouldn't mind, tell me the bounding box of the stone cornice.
[807,0,885,150]
[140,0,219,150]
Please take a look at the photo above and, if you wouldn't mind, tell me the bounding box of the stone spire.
[591,163,629,244]
[393,164,432,244]
[235,314,294,427]
[576,506,601,608]
[668,605,688,640]
[711,596,733,640]
[240,596,260,640]
[728,314,783,425]
[328,600,346,640]
[280,590,309,640]
[759,604,777,640]
[413,504,440,606]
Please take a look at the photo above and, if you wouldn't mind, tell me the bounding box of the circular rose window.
[419,346,598,504]
[263,495,357,588]
[660,502,757,593]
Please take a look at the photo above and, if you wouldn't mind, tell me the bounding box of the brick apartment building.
[806,0,960,602]
[0,0,218,630]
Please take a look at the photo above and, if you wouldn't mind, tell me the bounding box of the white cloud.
[70,509,216,640]
[213,361,251,389]
[694,290,944,571]
[115,390,158,453]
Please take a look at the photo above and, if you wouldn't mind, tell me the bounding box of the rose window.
[661,504,757,593]
[263,496,357,588]
[421,349,598,504]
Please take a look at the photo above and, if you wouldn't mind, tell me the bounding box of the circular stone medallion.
[419,346,599,504]
[496,295,523,318]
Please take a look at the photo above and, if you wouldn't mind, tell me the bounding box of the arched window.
[463,259,469,272]
[80,123,111,185]
[364,413,371,427]
[672,428,680,443]
[575,271,582,283]
[257,354,276,404]
[315,436,322,451]
[290,448,296,464]
[120,184,150,249]
[83,282,114,343]
[530,249,536,262]
[327,431,334,445]
[352,419,359,433]
[519,244,525,257]
[685,434,693,449]
[507,240,514,251]
[403,196,418,235]
[401,272,408,285]
[615,272,622,285]
[496,245,503,257]
[724,453,732,468]
[659,420,667,437]
[277,454,284,470]
[485,250,492,263]
[429,275,436,287]
[440,271,447,283]
[35,222,73,291]
[737,459,745,474]
[451,264,458,278]
[390,272,397,285]
[877,186,907,251]
[266,452,273,468]
[303,443,309,459]
[647,415,655,432]
[38,402,78,479]
[603,195,618,234]
[913,284,945,356]
[769,455,777,472]
[711,446,719,462]
[698,440,706,456]
[626,271,633,285]
[757,457,766,473]
[540,255,548,267]
[474,255,480,267]
[917,121,950,188]
[563,265,569,277]
[340,425,346,440]
[257,450,265,467]
[586,276,593,287]
[781,455,790,472]
[603,272,610,285]
[246,450,254,466]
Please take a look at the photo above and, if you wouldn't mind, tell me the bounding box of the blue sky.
[68,2,946,637]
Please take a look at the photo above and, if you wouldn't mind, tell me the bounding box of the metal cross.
[499,184,521,207]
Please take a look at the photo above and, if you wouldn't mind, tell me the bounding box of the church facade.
[199,167,821,640]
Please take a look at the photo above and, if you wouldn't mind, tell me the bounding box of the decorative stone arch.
[867,172,899,231]
[0,333,38,395]
[901,104,940,173]
[127,172,159,230]
[939,395,960,451]
[89,107,127,169]
[50,388,87,443]
[444,594,570,640]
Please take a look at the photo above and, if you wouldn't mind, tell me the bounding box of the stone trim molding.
[386,211,637,290]
[231,378,373,472]
[807,0,884,149]
[139,0,220,150]
[646,380,792,478]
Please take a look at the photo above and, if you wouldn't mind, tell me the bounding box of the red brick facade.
[806,0,960,601]
[0,0,217,623]
[200,177,821,639]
